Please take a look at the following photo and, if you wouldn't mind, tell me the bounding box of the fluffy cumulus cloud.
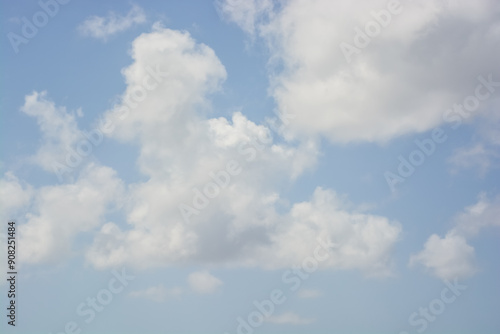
[219,0,500,143]
[410,233,477,281]
[19,164,124,264]
[410,193,500,280]
[4,24,402,277]
[260,188,401,275]
[3,91,124,264]
[81,25,401,275]
[78,4,146,40]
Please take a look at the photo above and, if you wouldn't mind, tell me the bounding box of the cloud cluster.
[219,0,500,143]
[411,193,500,280]
[3,25,402,277]
[217,0,500,281]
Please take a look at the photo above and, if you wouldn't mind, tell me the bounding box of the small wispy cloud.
[188,271,223,294]
[265,312,315,325]
[448,144,498,176]
[78,4,146,41]
[129,284,182,302]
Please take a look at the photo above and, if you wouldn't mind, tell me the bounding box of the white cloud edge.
[77,4,146,40]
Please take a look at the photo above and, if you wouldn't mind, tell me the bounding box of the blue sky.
[1,1,500,334]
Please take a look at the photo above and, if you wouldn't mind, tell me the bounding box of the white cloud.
[216,0,273,36]
[297,289,322,299]
[8,25,401,277]
[448,109,500,175]
[129,285,182,302]
[188,271,223,294]
[219,0,500,143]
[85,185,401,275]
[82,26,400,275]
[411,193,500,280]
[0,173,34,286]
[409,233,477,281]
[19,163,124,264]
[453,193,500,236]
[262,187,401,276]
[448,144,498,176]
[266,312,315,325]
[20,91,83,175]
[78,4,146,40]
[0,172,33,217]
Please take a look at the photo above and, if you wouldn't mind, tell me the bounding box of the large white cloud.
[83,25,401,275]
[219,0,500,143]
[5,25,402,277]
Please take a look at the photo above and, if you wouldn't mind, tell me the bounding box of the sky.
[1,0,500,333]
